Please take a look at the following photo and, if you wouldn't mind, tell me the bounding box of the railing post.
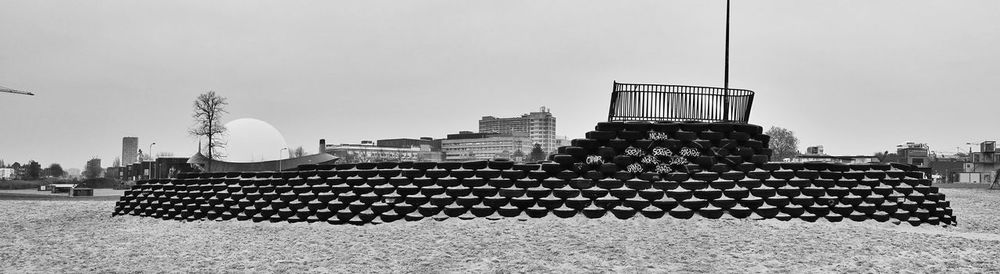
[608,81,619,121]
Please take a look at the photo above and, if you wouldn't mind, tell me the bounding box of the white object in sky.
[223,118,289,162]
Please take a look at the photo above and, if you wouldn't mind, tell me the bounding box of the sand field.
[1,187,999,273]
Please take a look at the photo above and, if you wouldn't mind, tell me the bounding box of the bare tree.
[292,146,306,158]
[765,126,801,161]
[189,91,228,172]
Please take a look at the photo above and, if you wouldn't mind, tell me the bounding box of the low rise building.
[790,154,878,164]
[791,145,876,164]
[896,142,930,167]
[953,141,999,183]
[323,140,442,164]
[377,137,442,151]
[441,131,532,162]
[120,157,198,181]
[929,160,966,184]
[0,168,14,179]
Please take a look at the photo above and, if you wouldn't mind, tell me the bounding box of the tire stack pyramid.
[112,121,956,227]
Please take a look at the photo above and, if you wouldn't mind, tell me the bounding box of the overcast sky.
[2,1,999,169]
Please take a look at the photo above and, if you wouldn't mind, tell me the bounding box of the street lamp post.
[723,0,731,122]
[149,142,156,179]
[279,147,288,171]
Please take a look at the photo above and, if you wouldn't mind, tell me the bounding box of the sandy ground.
[1,188,999,273]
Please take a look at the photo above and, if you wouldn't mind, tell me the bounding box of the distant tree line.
[0,160,65,180]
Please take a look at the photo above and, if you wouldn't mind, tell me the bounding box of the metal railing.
[607,82,755,123]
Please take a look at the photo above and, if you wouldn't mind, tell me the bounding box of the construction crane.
[0,84,35,96]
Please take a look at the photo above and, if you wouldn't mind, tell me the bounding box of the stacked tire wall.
[113,121,956,226]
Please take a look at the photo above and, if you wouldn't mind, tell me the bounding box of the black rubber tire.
[565,196,592,210]
[445,186,473,197]
[623,197,651,210]
[537,195,564,210]
[596,178,625,189]
[581,205,606,218]
[673,130,697,142]
[571,139,600,152]
[586,130,617,141]
[483,194,509,208]
[698,206,725,219]
[847,211,867,222]
[469,204,494,217]
[826,186,850,198]
[618,130,646,141]
[510,196,536,209]
[492,205,518,217]
[840,194,864,206]
[499,187,526,198]
[553,186,582,199]
[488,178,516,189]
[679,197,709,210]
[749,186,777,198]
[609,186,638,199]
[727,205,753,219]
[487,160,515,170]
[651,196,679,211]
[800,186,825,197]
[709,197,738,209]
[668,207,695,219]
[525,186,552,198]
[611,206,637,219]
[824,214,844,222]
[790,194,815,207]
[805,204,830,216]
[552,205,577,218]
[831,204,854,216]
[665,188,694,200]
[693,187,723,200]
[781,204,806,217]
[746,169,771,180]
[775,186,801,197]
[679,179,708,191]
[595,121,625,131]
[722,187,750,200]
[637,188,665,201]
[754,205,779,218]
[594,195,622,209]
[471,185,499,197]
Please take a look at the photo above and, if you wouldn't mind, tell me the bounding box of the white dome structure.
[222,118,289,162]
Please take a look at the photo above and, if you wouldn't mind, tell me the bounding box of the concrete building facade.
[0,168,14,179]
[377,137,442,151]
[479,107,557,154]
[441,131,532,162]
[790,155,878,164]
[896,142,930,167]
[323,140,442,164]
[122,137,139,165]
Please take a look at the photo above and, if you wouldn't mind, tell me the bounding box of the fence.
[607,82,754,123]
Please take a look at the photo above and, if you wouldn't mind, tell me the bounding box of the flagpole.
[723,0,731,122]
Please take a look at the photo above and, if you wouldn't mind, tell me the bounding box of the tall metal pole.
[723,0,731,122]
[149,143,156,179]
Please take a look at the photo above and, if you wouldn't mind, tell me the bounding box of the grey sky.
[1,1,998,169]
